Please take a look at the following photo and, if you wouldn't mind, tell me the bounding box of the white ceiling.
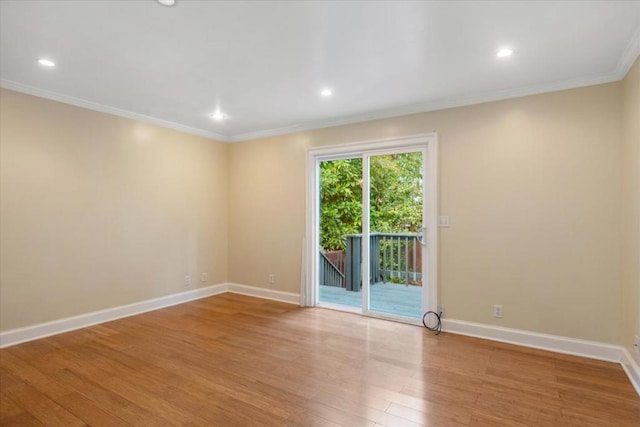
[1,1,639,142]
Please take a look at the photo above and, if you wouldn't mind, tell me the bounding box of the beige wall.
[622,57,640,362]
[0,75,632,347]
[229,83,624,344]
[0,89,229,331]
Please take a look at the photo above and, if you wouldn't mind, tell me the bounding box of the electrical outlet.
[184,275,191,287]
[437,305,445,318]
[493,304,503,318]
[438,216,450,227]
[635,335,640,355]
[201,273,208,282]
[268,274,275,284]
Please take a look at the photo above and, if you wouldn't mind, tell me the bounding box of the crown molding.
[615,24,640,79]
[0,70,622,145]
[4,22,637,146]
[0,79,230,142]
[228,71,620,142]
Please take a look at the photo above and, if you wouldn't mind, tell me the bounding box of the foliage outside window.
[319,153,423,251]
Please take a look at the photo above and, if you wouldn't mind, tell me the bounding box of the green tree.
[319,158,363,251]
[319,152,423,251]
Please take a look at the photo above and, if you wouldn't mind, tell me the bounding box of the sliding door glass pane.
[318,158,362,308]
[368,152,423,318]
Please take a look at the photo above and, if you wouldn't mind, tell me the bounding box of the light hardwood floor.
[1,293,638,426]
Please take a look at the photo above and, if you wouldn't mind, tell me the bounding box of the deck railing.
[344,232,422,291]
[319,251,345,288]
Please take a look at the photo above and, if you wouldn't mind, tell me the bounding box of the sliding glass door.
[315,143,429,321]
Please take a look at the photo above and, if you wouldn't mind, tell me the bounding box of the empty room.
[1,1,639,425]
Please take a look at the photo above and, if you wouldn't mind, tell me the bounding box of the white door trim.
[304,133,439,316]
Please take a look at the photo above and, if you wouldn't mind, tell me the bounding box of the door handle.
[416,227,426,246]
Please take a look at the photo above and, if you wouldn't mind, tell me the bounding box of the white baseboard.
[442,318,640,396]
[226,283,300,305]
[442,318,622,363]
[620,348,640,396]
[1,285,637,397]
[0,283,228,348]
[0,282,300,349]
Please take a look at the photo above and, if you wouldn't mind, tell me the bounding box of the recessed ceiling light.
[496,48,513,58]
[36,58,55,67]
[157,0,175,6]
[320,88,333,97]
[210,111,226,121]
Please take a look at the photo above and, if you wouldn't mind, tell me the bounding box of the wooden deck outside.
[1,293,638,426]
[319,282,423,318]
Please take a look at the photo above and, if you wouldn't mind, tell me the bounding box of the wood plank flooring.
[1,293,638,426]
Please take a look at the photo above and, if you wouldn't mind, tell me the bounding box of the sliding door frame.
[303,133,439,323]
